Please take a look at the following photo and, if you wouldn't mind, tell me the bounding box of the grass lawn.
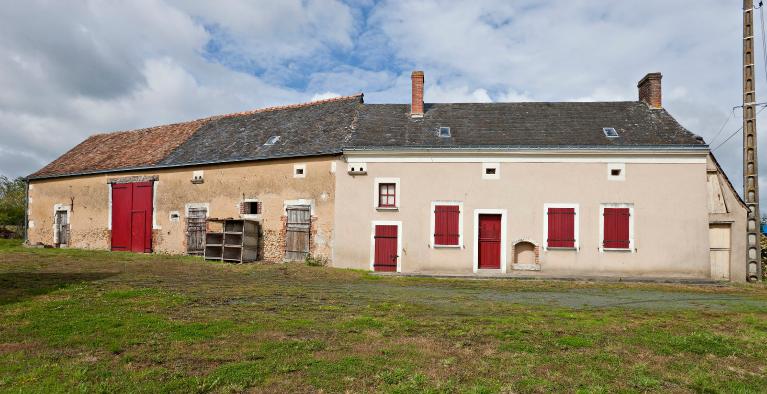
[0,239,766,393]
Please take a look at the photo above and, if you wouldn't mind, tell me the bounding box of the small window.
[439,127,451,138]
[265,135,280,145]
[293,163,306,178]
[607,163,626,181]
[482,163,500,180]
[603,127,619,138]
[378,183,396,208]
[242,201,262,215]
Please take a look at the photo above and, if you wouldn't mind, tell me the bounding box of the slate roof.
[159,94,362,167]
[29,95,363,179]
[347,102,705,150]
[29,96,706,179]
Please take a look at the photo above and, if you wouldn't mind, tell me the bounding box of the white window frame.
[472,209,508,273]
[543,203,579,250]
[607,163,626,181]
[293,163,306,178]
[599,203,635,252]
[430,201,463,248]
[241,198,262,220]
[482,162,500,180]
[373,177,400,210]
[369,220,403,272]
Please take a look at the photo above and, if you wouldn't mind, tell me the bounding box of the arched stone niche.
[511,238,541,271]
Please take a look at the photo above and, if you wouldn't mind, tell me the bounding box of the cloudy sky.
[0,0,764,205]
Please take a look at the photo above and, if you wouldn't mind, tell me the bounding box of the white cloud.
[1,0,765,211]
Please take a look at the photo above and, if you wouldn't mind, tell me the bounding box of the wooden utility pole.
[743,0,762,281]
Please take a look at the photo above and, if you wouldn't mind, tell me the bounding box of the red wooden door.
[478,214,501,269]
[374,225,398,272]
[111,182,153,253]
[111,183,132,251]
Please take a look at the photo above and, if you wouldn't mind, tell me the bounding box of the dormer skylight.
[265,135,280,145]
[438,127,451,138]
[603,127,619,138]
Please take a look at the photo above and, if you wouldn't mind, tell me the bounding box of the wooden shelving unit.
[204,219,259,263]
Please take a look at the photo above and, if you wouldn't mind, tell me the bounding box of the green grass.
[0,238,766,392]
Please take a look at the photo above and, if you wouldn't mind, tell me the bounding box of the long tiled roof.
[347,102,705,150]
[29,95,363,178]
[30,96,706,179]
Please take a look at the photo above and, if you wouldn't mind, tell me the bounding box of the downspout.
[23,178,29,244]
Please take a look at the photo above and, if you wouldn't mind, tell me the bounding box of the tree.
[0,176,25,230]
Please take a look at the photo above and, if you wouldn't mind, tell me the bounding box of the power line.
[711,105,767,151]
[707,108,735,147]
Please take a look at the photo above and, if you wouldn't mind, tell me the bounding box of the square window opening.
[378,183,396,208]
[439,127,451,138]
[611,169,621,176]
[243,201,262,215]
[485,167,497,175]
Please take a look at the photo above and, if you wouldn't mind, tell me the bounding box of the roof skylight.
[603,127,619,138]
[264,135,280,145]
[438,127,451,138]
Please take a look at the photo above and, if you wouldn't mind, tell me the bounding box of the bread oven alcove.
[511,239,541,271]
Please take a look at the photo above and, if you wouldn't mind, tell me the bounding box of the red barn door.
[374,225,398,272]
[111,182,153,253]
[478,214,501,269]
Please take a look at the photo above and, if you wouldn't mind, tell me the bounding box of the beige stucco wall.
[334,155,718,279]
[28,156,339,261]
[707,154,748,282]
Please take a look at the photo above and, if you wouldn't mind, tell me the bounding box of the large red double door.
[111,182,153,253]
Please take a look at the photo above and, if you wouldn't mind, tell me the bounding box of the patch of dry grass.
[0,239,766,392]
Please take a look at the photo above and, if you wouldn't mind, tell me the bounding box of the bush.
[304,254,328,267]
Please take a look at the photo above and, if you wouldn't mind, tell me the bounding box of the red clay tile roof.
[29,94,363,179]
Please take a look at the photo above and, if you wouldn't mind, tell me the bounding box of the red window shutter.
[434,205,460,246]
[547,208,575,248]
[603,208,630,249]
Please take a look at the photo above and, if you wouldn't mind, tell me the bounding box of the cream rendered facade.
[28,156,340,261]
[333,150,748,281]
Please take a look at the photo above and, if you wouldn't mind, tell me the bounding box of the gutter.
[343,144,709,154]
[27,150,344,181]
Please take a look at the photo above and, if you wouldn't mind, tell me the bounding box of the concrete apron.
[371,272,725,285]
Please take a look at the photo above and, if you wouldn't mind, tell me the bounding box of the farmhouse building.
[26,71,749,281]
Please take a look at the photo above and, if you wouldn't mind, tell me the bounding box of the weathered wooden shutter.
[434,205,460,246]
[603,208,630,249]
[186,207,207,255]
[547,208,575,248]
[285,205,311,261]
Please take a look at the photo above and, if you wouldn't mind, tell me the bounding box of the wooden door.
[55,210,69,246]
[478,214,502,269]
[709,224,731,280]
[285,205,311,261]
[111,181,153,253]
[186,207,207,255]
[374,225,398,272]
[130,211,146,253]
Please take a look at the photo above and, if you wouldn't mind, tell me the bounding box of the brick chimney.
[638,72,662,109]
[411,70,424,117]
